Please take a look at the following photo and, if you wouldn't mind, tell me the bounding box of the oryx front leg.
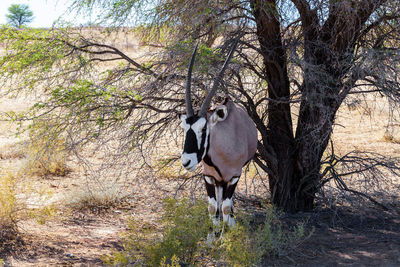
[222,177,239,227]
[204,176,220,226]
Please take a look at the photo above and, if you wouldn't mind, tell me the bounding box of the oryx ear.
[180,114,189,129]
[210,105,228,125]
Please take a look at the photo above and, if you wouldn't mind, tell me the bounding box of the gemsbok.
[180,41,257,227]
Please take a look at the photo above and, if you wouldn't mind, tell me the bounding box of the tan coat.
[202,99,257,183]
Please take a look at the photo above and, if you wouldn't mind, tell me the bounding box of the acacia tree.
[0,0,399,212]
[6,4,34,28]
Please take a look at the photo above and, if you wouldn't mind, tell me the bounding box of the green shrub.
[146,198,212,265]
[250,206,309,261]
[103,198,212,266]
[218,223,255,266]
[104,199,312,266]
[214,206,311,266]
[102,219,153,266]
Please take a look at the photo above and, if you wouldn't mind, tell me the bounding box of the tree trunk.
[251,0,339,212]
[251,0,302,211]
[250,0,382,212]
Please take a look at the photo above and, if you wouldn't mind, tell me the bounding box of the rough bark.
[251,0,303,211]
[251,0,386,212]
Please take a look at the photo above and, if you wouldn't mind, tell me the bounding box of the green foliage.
[104,198,212,266]
[6,4,34,28]
[170,40,223,73]
[147,198,212,265]
[104,198,312,266]
[251,206,310,259]
[0,27,70,88]
[71,0,148,25]
[214,207,311,266]
[159,255,180,267]
[102,218,151,266]
[218,223,255,266]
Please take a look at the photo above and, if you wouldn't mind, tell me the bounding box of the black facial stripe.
[197,126,207,162]
[183,128,199,154]
[182,116,208,162]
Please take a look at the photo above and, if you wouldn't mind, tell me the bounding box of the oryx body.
[180,41,257,227]
[202,99,257,183]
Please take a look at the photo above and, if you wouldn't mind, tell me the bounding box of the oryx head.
[180,41,237,171]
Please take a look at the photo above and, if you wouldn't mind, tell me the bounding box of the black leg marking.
[223,177,239,200]
[204,175,221,222]
[204,175,215,200]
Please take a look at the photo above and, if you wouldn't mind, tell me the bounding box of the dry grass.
[22,142,69,178]
[0,143,24,160]
[64,182,132,212]
[332,94,400,156]
[383,131,400,144]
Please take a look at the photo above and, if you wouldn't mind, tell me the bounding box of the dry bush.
[65,183,132,212]
[0,172,23,253]
[23,140,68,177]
[22,118,69,178]
[155,156,191,180]
[0,143,24,160]
[383,131,400,144]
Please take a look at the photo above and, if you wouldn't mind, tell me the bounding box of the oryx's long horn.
[198,39,239,117]
[185,43,198,117]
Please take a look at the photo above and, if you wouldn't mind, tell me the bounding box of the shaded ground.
[2,187,399,266]
[269,207,400,266]
[3,211,126,266]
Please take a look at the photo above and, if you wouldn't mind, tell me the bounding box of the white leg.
[221,177,239,227]
[208,196,219,226]
[222,198,236,227]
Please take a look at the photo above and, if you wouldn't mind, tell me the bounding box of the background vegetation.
[6,4,34,29]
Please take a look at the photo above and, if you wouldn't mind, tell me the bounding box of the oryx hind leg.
[221,177,239,227]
